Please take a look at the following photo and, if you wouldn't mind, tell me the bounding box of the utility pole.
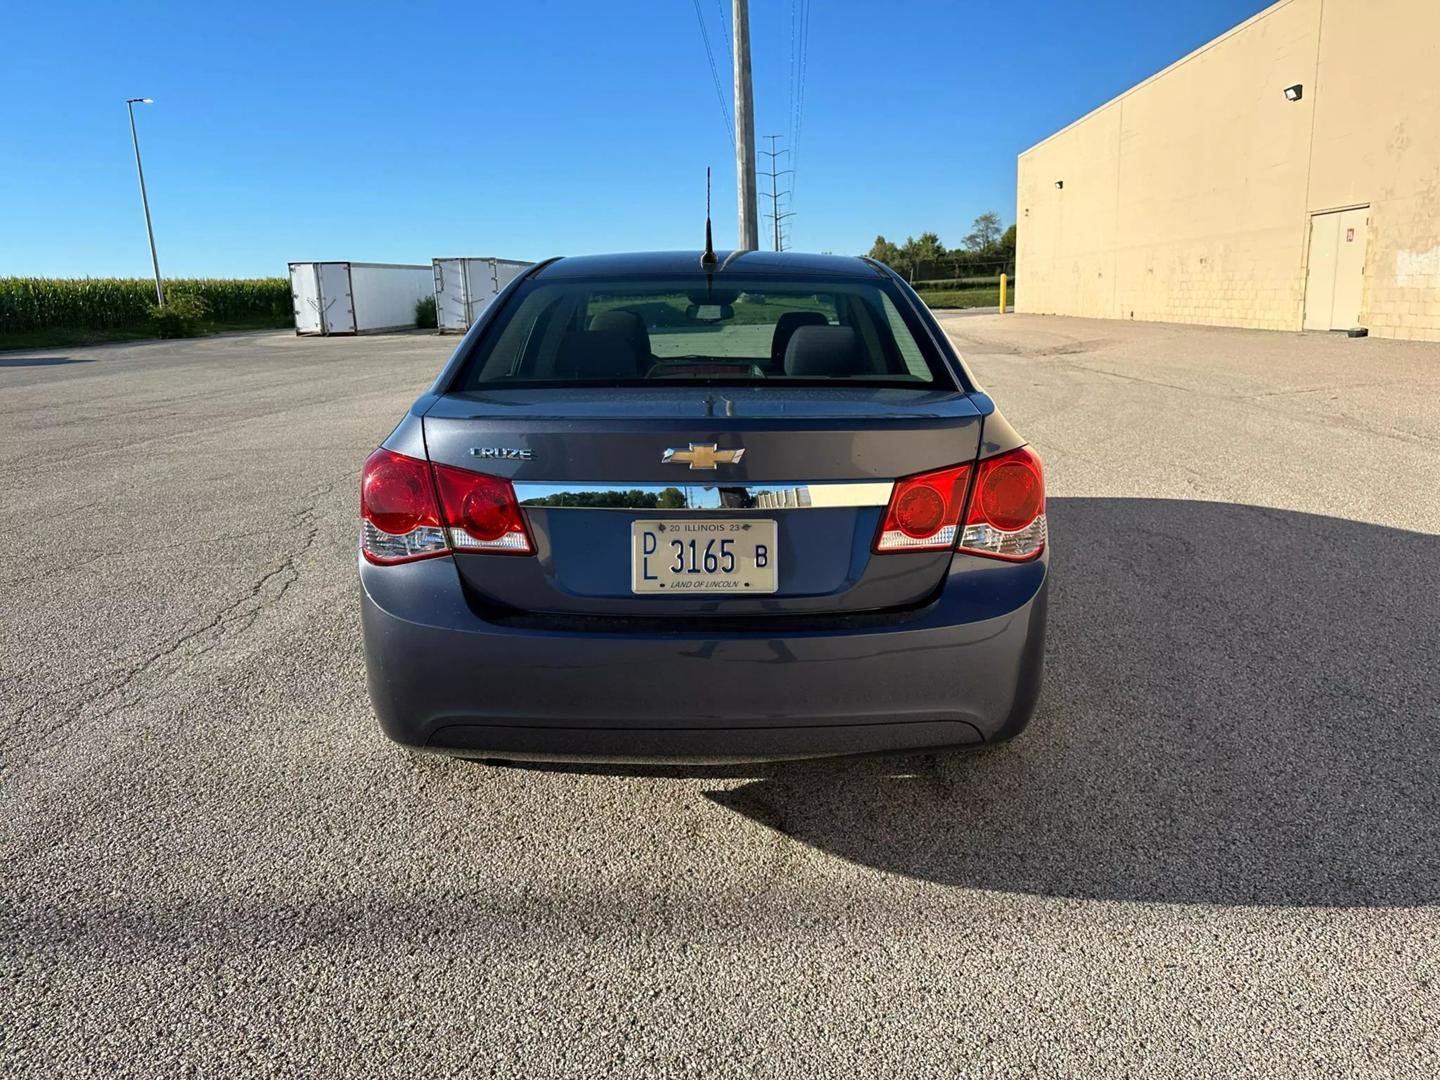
[759,135,794,252]
[732,0,758,251]
[125,97,164,305]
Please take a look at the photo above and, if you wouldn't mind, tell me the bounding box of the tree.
[867,235,903,266]
[998,224,1016,270]
[963,211,1004,253]
[903,231,946,265]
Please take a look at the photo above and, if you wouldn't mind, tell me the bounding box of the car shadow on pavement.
[703,497,1440,907]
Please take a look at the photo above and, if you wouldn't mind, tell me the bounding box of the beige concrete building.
[1016,0,1440,341]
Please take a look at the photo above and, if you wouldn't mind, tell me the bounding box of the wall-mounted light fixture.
[1284,84,1303,102]
[1054,180,1064,189]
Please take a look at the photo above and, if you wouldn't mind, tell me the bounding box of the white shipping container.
[432,257,532,333]
[288,261,433,335]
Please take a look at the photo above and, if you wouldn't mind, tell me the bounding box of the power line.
[787,0,799,154]
[795,0,811,165]
[787,0,812,242]
[691,0,734,144]
[715,0,732,63]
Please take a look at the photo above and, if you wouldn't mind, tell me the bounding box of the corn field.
[0,277,293,333]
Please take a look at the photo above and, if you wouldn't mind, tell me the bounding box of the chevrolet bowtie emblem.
[662,443,746,470]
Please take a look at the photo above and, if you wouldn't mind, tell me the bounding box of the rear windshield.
[451,276,953,389]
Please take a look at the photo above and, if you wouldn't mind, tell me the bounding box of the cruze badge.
[663,443,745,470]
[469,447,533,460]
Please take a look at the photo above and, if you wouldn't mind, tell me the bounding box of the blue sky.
[1,0,1265,278]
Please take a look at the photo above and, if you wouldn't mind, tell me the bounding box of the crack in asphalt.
[0,481,337,766]
[0,527,292,589]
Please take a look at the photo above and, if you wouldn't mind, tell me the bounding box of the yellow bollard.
[999,273,1008,313]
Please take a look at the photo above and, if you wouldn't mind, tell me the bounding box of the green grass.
[589,293,831,327]
[913,275,1012,289]
[0,314,292,352]
[915,286,1015,310]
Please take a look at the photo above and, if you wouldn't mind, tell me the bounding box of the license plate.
[631,519,778,595]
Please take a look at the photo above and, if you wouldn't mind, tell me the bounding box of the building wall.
[1017,0,1440,340]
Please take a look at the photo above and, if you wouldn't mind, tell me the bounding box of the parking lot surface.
[4,318,1439,1077]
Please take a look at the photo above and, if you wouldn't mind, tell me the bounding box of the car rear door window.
[455,276,954,389]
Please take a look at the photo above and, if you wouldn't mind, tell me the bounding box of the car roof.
[530,250,889,282]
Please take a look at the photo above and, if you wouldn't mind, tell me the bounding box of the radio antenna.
[701,166,717,268]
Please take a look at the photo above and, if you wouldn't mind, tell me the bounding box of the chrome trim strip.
[513,480,893,511]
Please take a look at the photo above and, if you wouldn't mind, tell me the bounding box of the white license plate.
[631,519,778,595]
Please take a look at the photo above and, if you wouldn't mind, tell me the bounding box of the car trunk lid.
[422,386,983,617]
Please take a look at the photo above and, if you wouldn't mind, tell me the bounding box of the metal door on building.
[1303,207,1369,331]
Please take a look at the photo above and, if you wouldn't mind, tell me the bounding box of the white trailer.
[432,257,532,333]
[288,261,433,336]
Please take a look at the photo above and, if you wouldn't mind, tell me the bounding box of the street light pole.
[125,97,164,305]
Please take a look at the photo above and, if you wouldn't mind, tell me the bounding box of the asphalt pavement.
[4,318,1439,1077]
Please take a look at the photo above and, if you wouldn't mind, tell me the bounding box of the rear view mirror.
[688,288,739,306]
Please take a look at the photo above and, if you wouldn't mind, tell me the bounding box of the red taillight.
[872,447,1046,561]
[432,463,533,555]
[360,448,448,564]
[360,450,534,562]
[895,484,947,537]
[958,445,1046,561]
[874,464,971,552]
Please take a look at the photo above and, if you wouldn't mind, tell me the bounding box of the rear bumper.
[360,552,1047,761]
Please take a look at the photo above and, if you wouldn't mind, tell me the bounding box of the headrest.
[554,329,643,380]
[770,311,829,367]
[783,325,867,377]
[588,309,651,365]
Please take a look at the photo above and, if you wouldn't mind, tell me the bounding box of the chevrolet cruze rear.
[360,251,1047,760]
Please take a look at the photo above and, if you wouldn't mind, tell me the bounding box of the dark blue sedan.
[360,251,1047,761]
